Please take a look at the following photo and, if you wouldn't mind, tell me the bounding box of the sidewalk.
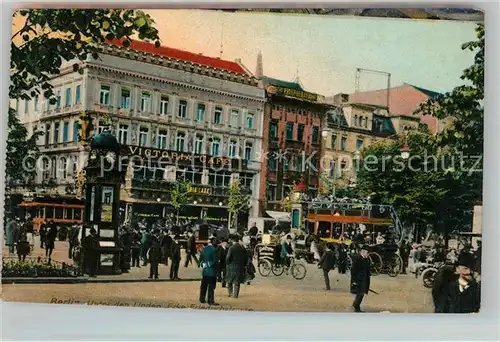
[3,238,203,283]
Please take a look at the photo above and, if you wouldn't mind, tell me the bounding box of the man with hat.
[318,243,336,291]
[350,245,371,312]
[216,238,228,287]
[436,252,481,313]
[199,237,218,305]
[225,234,248,299]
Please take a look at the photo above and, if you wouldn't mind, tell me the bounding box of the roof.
[106,39,248,75]
[262,76,303,90]
[409,84,441,98]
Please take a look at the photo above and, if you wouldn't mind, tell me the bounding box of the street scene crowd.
[4,215,481,313]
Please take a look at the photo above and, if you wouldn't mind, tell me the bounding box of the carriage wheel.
[368,252,383,276]
[291,263,307,280]
[258,259,272,277]
[421,267,438,288]
[254,244,263,260]
[387,254,403,277]
[272,262,285,276]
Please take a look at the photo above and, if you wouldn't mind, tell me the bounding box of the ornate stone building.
[15,39,265,227]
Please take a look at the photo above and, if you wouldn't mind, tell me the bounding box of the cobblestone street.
[2,239,433,313]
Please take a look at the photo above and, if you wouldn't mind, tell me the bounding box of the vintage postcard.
[3,8,484,313]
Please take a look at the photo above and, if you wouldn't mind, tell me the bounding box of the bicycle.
[271,256,307,280]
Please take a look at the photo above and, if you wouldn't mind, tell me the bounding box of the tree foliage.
[228,180,250,216]
[6,108,42,189]
[11,9,160,102]
[170,179,189,211]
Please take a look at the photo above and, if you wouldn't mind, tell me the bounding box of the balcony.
[40,141,80,151]
[285,139,304,151]
[269,137,279,149]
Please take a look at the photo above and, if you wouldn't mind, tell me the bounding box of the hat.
[457,252,475,269]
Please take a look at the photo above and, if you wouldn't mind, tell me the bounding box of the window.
[34,95,39,111]
[364,117,368,128]
[228,140,237,158]
[312,126,319,143]
[230,109,239,127]
[73,122,79,141]
[246,113,254,129]
[329,160,336,177]
[286,122,294,140]
[140,92,151,112]
[267,185,277,201]
[353,115,358,126]
[358,116,363,127]
[341,137,347,151]
[283,158,289,171]
[331,134,337,149]
[54,122,60,143]
[356,139,363,150]
[45,124,51,146]
[211,137,221,156]
[121,88,131,109]
[196,104,205,121]
[176,132,185,152]
[63,122,69,142]
[60,157,68,179]
[177,100,187,118]
[24,99,29,114]
[15,100,19,113]
[297,124,305,141]
[98,121,107,134]
[269,122,278,139]
[296,156,303,172]
[195,135,204,154]
[159,96,169,115]
[75,85,81,104]
[118,125,128,144]
[157,130,168,149]
[55,91,61,109]
[213,106,223,124]
[139,127,149,147]
[99,85,110,105]
[268,154,277,171]
[244,142,253,161]
[42,159,50,180]
[64,88,71,107]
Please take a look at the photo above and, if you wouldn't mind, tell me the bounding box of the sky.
[147,9,478,96]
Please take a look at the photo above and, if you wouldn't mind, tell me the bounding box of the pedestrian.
[25,219,35,252]
[161,231,173,266]
[399,240,411,274]
[318,243,336,291]
[140,228,151,266]
[131,234,141,268]
[184,231,200,267]
[199,237,218,305]
[432,264,456,313]
[39,219,48,249]
[216,239,228,287]
[82,227,99,277]
[434,252,481,313]
[350,245,371,312]
[45,221,58,259]
[337,241,348,275]
[68,224,80,260]
[16,229,30,261]
[5,217,17,256]
[148,235,161,279]
[170,236,181,280]
[225,235,248,299]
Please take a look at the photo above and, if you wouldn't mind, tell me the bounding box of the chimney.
[255,51,263,80]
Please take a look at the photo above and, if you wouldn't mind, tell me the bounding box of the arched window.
[353,115,358,126]
[59,157,68,179]
[358,116,363,127]
[364,117,368,128]
[51,157,57,179]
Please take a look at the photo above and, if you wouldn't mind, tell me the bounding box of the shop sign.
[186,184,212,195]
[123,146,236,167]
[267,85,318,102]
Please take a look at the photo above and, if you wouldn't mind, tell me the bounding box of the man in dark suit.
[184,231,200,267]
[161,232,173,266]
[82,227,99,277]
[199,237,218,305]
[350,245,371,312]
[318,243,336,291]
[216,239,228,287]
[148,235,161,279]
[436,252,481,313]
[170,236,181,280]
[68,224,80,260]
[226,235,248,299]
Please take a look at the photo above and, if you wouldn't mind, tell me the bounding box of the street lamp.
[218,201,223,206]
[193,200,198,205]
[156,197,161,202]
[401,135,410,160]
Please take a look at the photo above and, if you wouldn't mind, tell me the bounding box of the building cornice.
[98,44,259,87]
[86,63,266,104]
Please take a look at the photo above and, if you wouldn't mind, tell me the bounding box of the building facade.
[258,77,330,218]
[15,39,265,227]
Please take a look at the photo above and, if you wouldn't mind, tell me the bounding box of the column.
[133,86,140,116]
[189,97,196,124]
[169,95,178,117]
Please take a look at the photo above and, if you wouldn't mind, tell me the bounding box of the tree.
[170,179,189,225]
[227,180,250,231]
[280,180,298,212]
[6,108,42,191]
[11,9,160,102]
[319,171,358,198]
[416,23,484,245]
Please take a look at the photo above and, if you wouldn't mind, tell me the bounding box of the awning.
[265,210,291,222]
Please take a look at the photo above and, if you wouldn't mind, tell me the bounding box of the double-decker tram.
[305,200,396,245]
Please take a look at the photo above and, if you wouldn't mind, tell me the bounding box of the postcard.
[3,8,484,314]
